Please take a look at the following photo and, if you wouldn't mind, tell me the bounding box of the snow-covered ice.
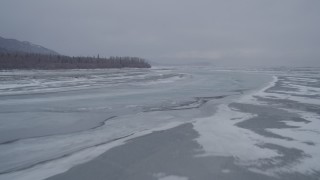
[1,66,320,180]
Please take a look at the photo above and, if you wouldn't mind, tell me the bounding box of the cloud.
[0,0,319,66]
[173,50,222,60]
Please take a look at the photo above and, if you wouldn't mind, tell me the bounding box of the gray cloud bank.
[1,0,319,66]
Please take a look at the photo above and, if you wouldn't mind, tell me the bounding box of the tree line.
[0,53,151,69]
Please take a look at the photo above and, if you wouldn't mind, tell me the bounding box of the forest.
[0,53,151,69]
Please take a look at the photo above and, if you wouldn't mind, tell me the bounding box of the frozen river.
[0,67,319,180]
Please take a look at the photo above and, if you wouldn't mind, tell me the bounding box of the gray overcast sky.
[1,0,320,66]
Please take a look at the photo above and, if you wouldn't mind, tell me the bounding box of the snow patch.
[263,109,320,175]
[154,173,189,180]
[193,104,279,162]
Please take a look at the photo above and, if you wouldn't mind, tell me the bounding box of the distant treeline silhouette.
[0,53,151,69]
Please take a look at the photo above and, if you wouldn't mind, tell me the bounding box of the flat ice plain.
[0,67,319,180]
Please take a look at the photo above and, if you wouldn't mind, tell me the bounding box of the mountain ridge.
[0,36,59,55]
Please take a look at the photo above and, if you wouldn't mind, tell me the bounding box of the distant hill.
[0,36,59,55]
[0,36,151,69]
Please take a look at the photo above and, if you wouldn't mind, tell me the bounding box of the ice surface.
[1,67,320,179]
[0,67,271,179]
[193,67,320,177]
[264,109,320,175]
